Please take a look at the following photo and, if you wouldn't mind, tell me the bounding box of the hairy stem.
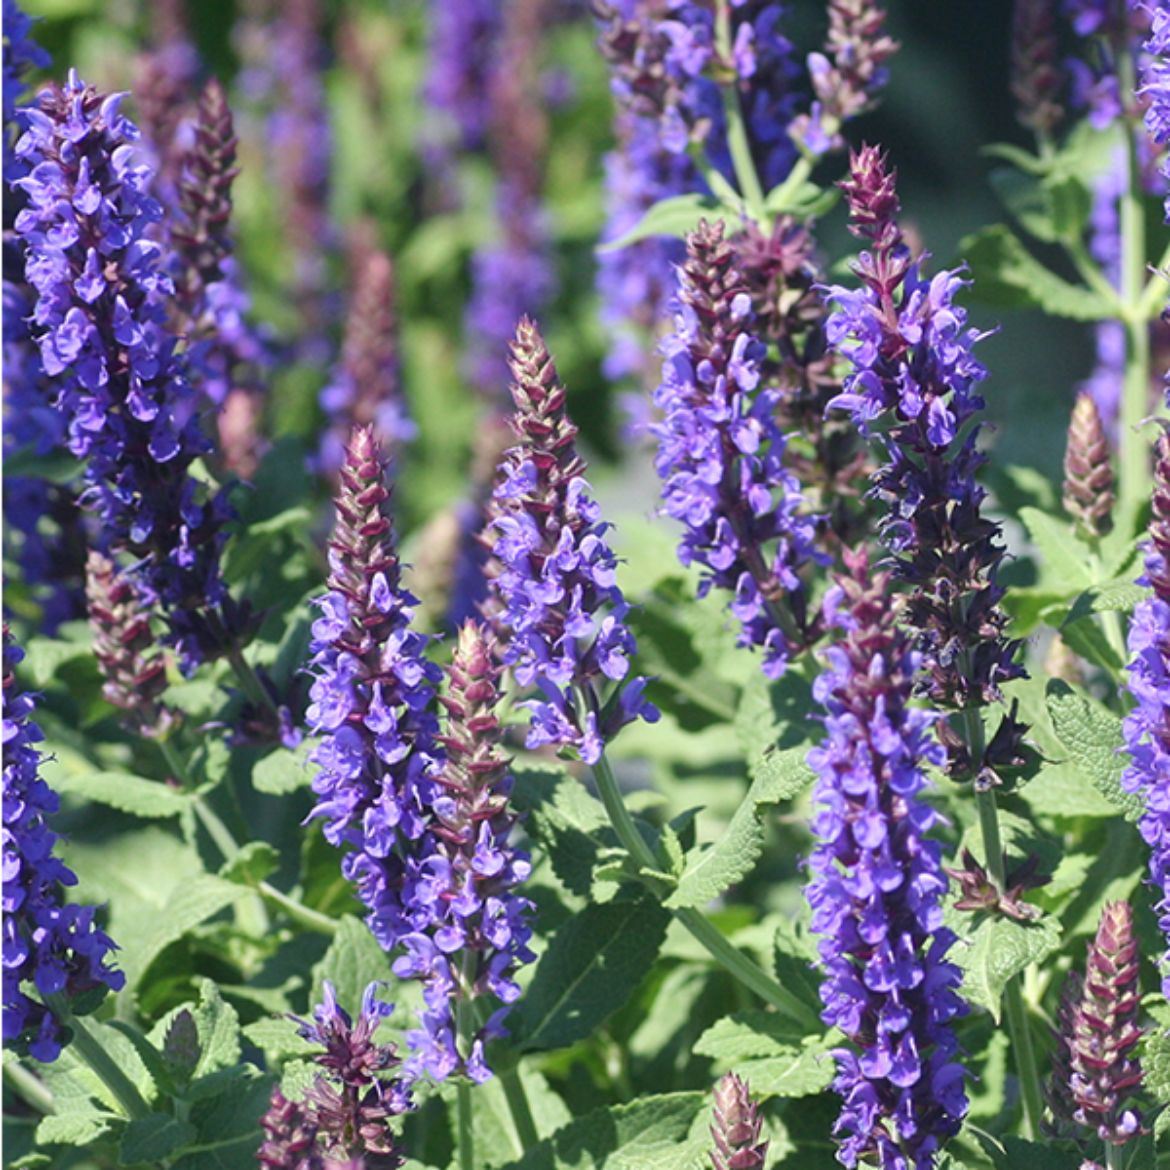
[591,750,818,1029]
[713,0,767,225]
[3,1060,56,1115]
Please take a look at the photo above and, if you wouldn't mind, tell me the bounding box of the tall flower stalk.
[653,217,821,678]
[804,553,968,1169]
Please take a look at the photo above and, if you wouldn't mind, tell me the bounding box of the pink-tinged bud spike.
[1062,393,1115,538]
[709,1073,768,1170]
[1011,0,1064,137]
[1069,901,1144,1145]
[839,144,902,248]
[1043,970,1083,1139]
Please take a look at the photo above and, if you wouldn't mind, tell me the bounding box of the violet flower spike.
[2,634,124,1063]
[11,72,235,672]
[1121,432,1170,997]
[392,621,534,1085]
[804,552,968,1168]
[485,317,658,764]
[653,218,822,678]
[306,426,443,952]
[824,146,1026,760]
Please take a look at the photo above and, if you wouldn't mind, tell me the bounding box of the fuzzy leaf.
[170,1070,270,1170]
[693,1011,810,1062]
[35,1110,117,1147]
[1045,681,1142,821]
[219,842,280,887]
[1018,508,1094,590]
[310,914,391,1014]
[953,914,1062,1021]
[960,225,1115,320]
[120,1114,198,1164]
[468,1066,574,1168]
[597,193,721,253]
[251,744,312,796]
[497,1092,707,1170]
[49,770,192,819]
[513,895,669,1052]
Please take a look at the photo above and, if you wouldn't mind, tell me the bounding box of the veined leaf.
[596,193,721,253]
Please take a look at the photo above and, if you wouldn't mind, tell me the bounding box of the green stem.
[1065,239,1126,310]
[190,796,273,936]
[972,780,1043,1141]
[1104,1142,1126,1170]
[55,1007,151,1120]
[1118,53,1152,522]
[256,882,339,936]
[1139,240,1170,320]
[590,751,819,1030]
[713,0,767,225]
[226,643,280,720]
[456,955,477,1170]
[457,1080,474,1170]
[3,1060,56,1115]
[498,1066,540,1152]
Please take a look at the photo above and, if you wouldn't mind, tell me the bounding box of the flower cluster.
[654,218,820,678]
[825,146,1025,764]
[804,553,968,1169]
[12,72,235,671]
[1062,392,1115,538]
[306,425,443,952]
[393,622,534,1083]
[708,1072,768,1170]
[1141,1,1170,222]
[1010,0,1064,137]
[485,317,658,764]
[319,248,414,476]
[2,634,124,1063]
[258,982,409,1170]
[1121,431,1170,997]
[1066,901,1144,1145]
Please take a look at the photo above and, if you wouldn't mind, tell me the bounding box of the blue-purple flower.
[12,72,237,671]
[653,218,821,678]
[306,426,444,956]
[1140,2,1170,224]
[1121,433,1170,998]
[824,146,1024,729]
[392,621,534,1084]
[804,554,968,1169]
[485,317,658,764]
[2,634,124,1063]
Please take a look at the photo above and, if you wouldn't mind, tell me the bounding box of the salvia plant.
[7,2,1170,1169]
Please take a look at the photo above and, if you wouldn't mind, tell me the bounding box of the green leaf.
[694,1011,836,1099]
[251,743,313,796]
[666,747,813,911]
[123,877,251,992]
[512,895,670,1052]
[1064,578,1149,621]
[18,631,95,688]
[693,1011,810,1062]
[219,842,280,887]
[170,1070,270,1170]
[1018,507,1093,590]
[189,980,242,1075]
[497,1092,707,1170]
[973,1132,1084,1170]
[596,193,720,253]
[764,178,838,218]
[50,770,192,819]
[311,915,391,1014]
[736,1037,836,1099]
[120,1113,198,1164]
[960,225,1115,320]
[1142,1023,1170,1137]
[35,1110,118,1147]
[1045,680,1142,821]
[1053,603,1126,676]
[953,914,1062,1020]
[468,1066,575,1168]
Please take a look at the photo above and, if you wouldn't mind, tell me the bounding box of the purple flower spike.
[825,146,1025,749]
[306,426,443,952]
[258,981,409,1169]
[654,219,822,678]
[804,552,968,1169]
[2,633,124,1063]
[1140,4,1170,225]
[394,621,534,1085]
[320,248,414,476]
[423,0,502,157]
[11,72,236,671]
[1122,433,1170,997]
[485,317,658,764]
[1011,0,1065,137]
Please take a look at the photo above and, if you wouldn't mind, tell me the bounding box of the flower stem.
[590,750,818,1029]
[52,1005,151,1120]
[3,1060,56,1115]
[713,0,767,226]
[456,955,477,1170]
[498,1066,540,1152]
[1118,51,1153,526]
[256,881,340,936]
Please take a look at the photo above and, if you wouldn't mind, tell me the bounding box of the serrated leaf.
[35,1109,118,1147]
[190,980,241,1074]
[17,632,95,688]
[469,1066,575,1168]
[960,225,1115,320]
[737,1036,836,1099]
[1018,507,1093,590]
[170,1070,270,1170]
[120,1113,198,1164]
[498,1092,707,1170]
[1053,603,1126,676]
[597,193,721,253]
[973,1132,1084,1170]
[241,1016,316,1062]
[749,744,816,797]
[123,876,251,991]
[953,914,1062,1020]
[50,770,192,819]
[219,841,280,886]
[693,1011,810,1062]
[1065,579,1149,620]
[1045,680,1142,821]
[666,750,811,911]
[310,915,391,1014]
[512,896,669,1052]
[251,743,312,795]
